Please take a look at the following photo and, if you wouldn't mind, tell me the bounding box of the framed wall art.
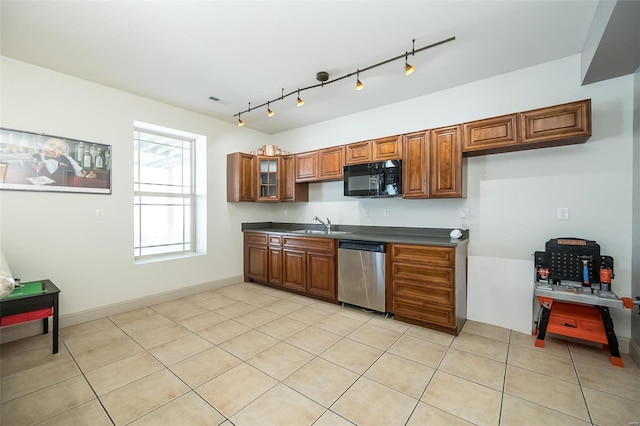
[0,128,111,194]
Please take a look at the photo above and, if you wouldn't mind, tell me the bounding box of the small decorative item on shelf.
[250,144,287,156]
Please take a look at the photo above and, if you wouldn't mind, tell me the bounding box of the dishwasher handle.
[338,239,386,253]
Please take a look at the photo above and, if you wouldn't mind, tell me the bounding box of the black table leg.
[598,306,622,367]
[42,317,49,334]
[52,293,59,354]
[535,305,551,347]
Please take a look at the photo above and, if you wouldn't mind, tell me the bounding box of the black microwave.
[343,160,402,198]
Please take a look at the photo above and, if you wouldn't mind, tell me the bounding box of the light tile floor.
[2,281,640,425]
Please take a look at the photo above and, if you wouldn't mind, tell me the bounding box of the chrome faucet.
[313,216,331,233]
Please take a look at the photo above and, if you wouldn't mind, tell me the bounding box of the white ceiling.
[0,1,599,134]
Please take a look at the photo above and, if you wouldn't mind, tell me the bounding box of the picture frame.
[0,128,111,194]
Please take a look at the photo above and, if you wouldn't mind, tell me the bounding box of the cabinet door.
[520,99,591,145]
[402,131,429,198]
[256,156,281,202]
[306,252,337,300]
[372,135,402,161]
[318,146,345,181]
[282,155,309,202]
[462,114,518,156]
[227,152,255,202]
[295,151,318,182]
[245,244,268,284]
[430,125,463,198]
[268,247,283,286]
[283,249,306,292]
[345,141,371,165]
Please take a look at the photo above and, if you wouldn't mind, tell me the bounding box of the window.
[134,126,196,258]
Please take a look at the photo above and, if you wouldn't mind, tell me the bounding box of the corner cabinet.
[387,241,468,335]
[402,126,463,199]
[282,155,309,202]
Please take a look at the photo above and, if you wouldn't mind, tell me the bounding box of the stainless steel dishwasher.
[338,239,386,312]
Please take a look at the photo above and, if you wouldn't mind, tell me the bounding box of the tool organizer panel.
[534,237,613,287]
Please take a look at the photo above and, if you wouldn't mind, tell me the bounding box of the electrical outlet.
[460,208,469,219]
[95,209,104,220]
[383,208,390,217]
[363,209,369,217]
[557,207,569,221]
[284,209,288,217]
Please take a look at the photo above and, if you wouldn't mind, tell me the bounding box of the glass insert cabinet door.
[257,156,281,201]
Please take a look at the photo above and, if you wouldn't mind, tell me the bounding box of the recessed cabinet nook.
[227,99,591,202]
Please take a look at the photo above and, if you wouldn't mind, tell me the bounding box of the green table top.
[2,281,47,300]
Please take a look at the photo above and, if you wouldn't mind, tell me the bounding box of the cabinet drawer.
[392,279,454,306]
[393,298,455,328]
[390,244,455,267]
[390,263,454,287]
[245,233,268,245]
[268,235,282,245]
[283,236,335,253]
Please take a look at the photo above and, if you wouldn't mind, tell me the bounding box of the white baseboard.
[0,275,243,345]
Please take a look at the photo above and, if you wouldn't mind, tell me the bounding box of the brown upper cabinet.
[295,151,318,182]
[345,135,402,165]
[295,146,345,182]
[430,125,463,198]
[282,155,309,202]
[463,99,591,156]
[401,126,463,199]
[463,114,518,154]
[227,152,255,202]
[345,140,371,165]
[373,135,403,161]
[402,131,430,198]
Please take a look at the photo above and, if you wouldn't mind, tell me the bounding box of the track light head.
[355,70,364,91]
[267,101,274,117]
[238,117,245,127]
[296,89,304,107]
[404,52,415,76]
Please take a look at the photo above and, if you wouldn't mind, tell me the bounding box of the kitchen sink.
[290,230,351,235]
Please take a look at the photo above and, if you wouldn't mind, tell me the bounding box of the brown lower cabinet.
[244,232,338,303]
[387,242,468,335]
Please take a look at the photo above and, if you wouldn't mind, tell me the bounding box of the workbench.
[534,283,634,367]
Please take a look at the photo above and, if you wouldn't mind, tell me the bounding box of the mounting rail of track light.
[234,36,455,126]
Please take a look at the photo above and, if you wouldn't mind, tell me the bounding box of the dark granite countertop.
[242,222,469,247]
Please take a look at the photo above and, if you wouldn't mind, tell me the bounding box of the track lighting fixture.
[405,52,416,76]
[233,36,455,126]
[355,70,364,91]
[296,89,304,107]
